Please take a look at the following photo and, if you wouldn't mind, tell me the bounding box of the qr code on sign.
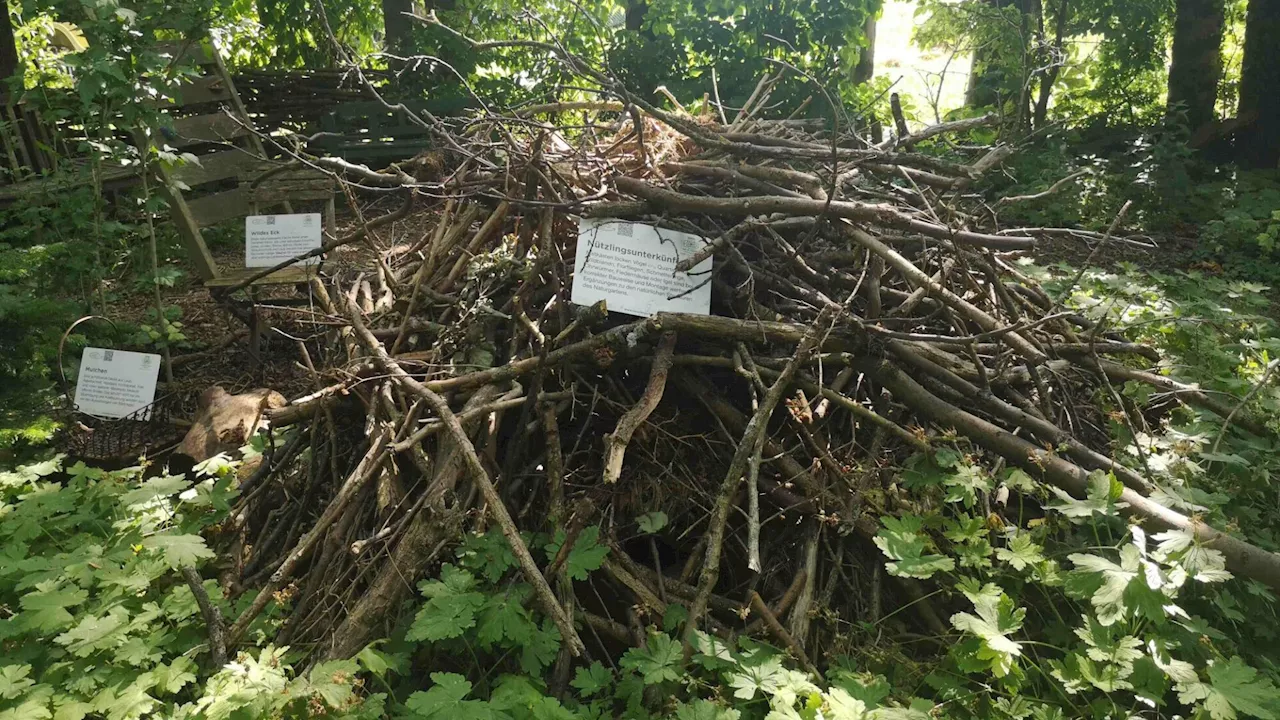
[615,223,634,237]
[103,350,114,362]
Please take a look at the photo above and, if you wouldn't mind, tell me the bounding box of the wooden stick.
[614,177,1036,251]
[681,308,835,660]
[749,591,818,675]
[227,430,390,645]
[181,566,227,668]
[602,332,677,484]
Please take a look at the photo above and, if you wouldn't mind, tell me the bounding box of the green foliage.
[620,0,879,109]
[851,261,1280,719]
[913,0,1173,127]
[0,454,379,719]
[3,0,212,452]
[1199,173,1280,281]
[949,582,1025,678]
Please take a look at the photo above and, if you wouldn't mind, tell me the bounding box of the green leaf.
[995,532,1045,572]
[53,700,92,720]
[141,534,214,569]
[19,585,89,631]
[571,662,612,697]
[956,537,994,569]
[824,688,867,720]
[476,587,536,649]
[307,659,358,709]
[619,634,683,685]
[1201,657,1279,720]
[1046,471,1127,521]
[54,607,129,657]
[949,583,1024,678]
[149,657,196,695]
[1153,528,1232,581]
[356,644,403,678]
[901,453,949,489]
[728,657,785,700]
[519,621,561,675]
[405,673,506,720]
[120,475,189,507]
[663,603,688,632]
[943,463,991,507]
[1068,544,1151,626]
[408,565,487,643]
[0,695,52,720]
[873,515,954,580]
[943,514,987,544]
[458,532,519,583]
[675,699,741,720]
[543,526,609,581]
[0,665,34,699]
[92,678,158,720]
[637,511,669,534]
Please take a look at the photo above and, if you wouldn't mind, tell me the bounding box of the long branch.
[613,177,1036,250]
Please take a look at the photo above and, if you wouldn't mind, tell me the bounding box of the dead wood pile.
[207,82,1280,671]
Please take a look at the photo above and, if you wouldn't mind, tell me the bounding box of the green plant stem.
[139,155,173,383]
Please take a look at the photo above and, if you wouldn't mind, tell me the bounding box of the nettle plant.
[0,454,381,720]
[872,448,1280,720]
[375,530,937,720]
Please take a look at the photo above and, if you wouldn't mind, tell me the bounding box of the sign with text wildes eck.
[74,348,161,419]
[245,213,322,267]
[572,218,713,318]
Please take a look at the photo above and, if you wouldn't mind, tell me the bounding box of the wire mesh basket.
[57,317,187,463]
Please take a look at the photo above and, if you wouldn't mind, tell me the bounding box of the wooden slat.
[0,107,22,176]
[239,165,330,183]
[169,113,250,147]
[173,75,231,106]
[0,161,136,202]
[246,185,335,204]
[187,186,248,227]
[203,265,317,288]
[4,105,32,172]
[171,150,256,187]
[157,173,220,281]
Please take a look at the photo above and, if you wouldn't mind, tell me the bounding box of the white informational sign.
[244,213,322,268]
[73,348,162,420]
[572,218,713,317]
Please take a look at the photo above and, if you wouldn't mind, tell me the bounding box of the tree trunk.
[382,0,414,53]
[966,0,1020,110]
[625,0,648,31]
[1237,0,1280,168]
[852,13,877,85]
[1032,0,1069,128]
[0,0,19,88]
[1167,0,1226,132]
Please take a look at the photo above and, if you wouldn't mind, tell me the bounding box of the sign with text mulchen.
[74,348,161,419]
[571,217,713,317]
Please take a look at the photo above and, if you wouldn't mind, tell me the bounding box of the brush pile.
[203,72,1280,671]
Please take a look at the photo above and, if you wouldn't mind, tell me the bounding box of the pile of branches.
[208,63,1280,672]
